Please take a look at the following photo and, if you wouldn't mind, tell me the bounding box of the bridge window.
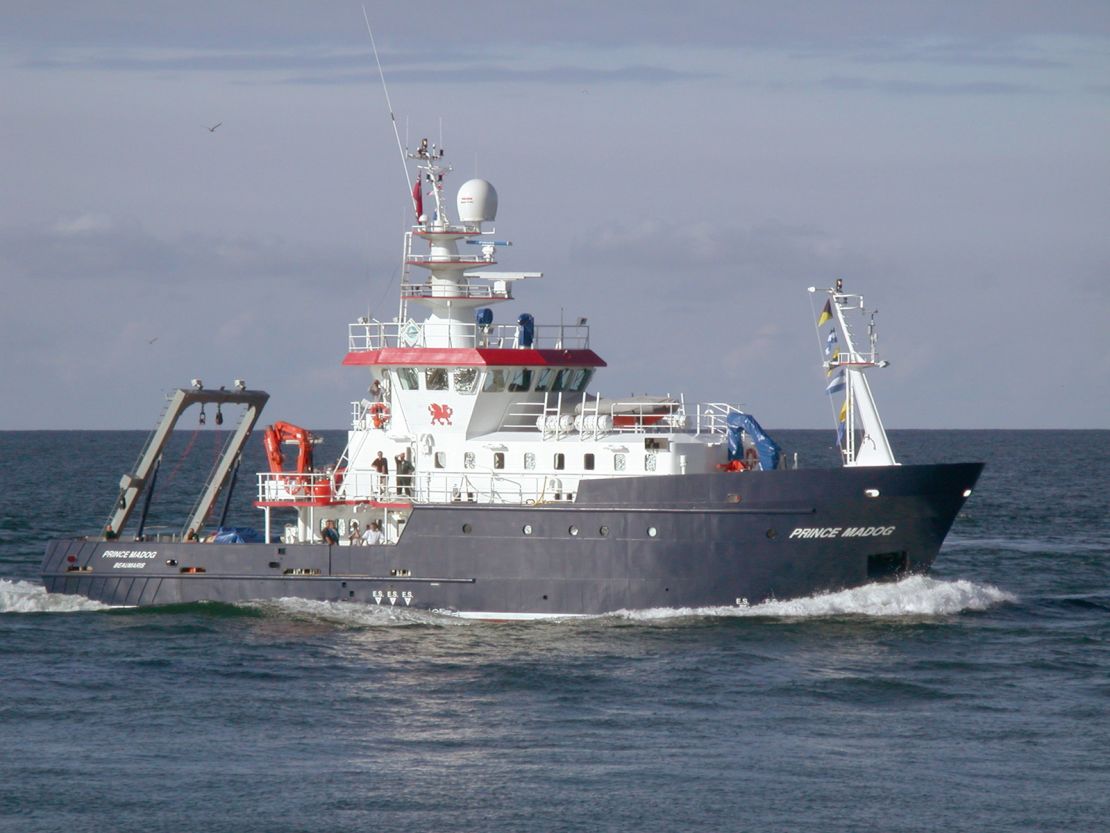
[493,452,505,470]
[426,368,448,391]
[507,368,533,392]
[482,369,506,392]
[564,368,593,393]
[535,368,566,392]
[453,368,478,394]
[584,453,595,471]
[395,367,419,390]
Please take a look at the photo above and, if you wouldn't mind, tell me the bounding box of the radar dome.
[457,179,498,224]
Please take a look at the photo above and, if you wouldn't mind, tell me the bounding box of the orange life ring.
[370,402,390,429]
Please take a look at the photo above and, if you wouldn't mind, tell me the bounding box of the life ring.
[370,402,390,429]
[744,447,759,468]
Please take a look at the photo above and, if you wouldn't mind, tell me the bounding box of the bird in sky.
[206,122,222,133]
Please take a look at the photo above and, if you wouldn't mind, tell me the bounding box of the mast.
[811,281,897,467]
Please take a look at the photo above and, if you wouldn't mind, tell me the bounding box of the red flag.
[412,180,423,219]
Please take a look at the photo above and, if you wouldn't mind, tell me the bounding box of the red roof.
[343,347,606,368]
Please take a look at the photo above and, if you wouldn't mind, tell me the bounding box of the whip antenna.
[361,5,418,215]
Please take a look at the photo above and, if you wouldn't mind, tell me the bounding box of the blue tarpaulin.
[212,526,264,544]
[726,412,782,471]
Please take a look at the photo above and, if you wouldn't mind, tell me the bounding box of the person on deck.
[361,521,383,546]
[371,451,389,495]
[347,520,361,546]
[395,453,414,496]
[321,520,340,545]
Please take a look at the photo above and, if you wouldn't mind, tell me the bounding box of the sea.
[1,428,1107,833]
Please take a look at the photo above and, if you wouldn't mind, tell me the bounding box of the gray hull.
[42,463,983,616]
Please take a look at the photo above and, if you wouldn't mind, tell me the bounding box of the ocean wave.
[245,596,469,627]
[609,576,1018,621]
[0,579,110,614]
[243,576,1017,627]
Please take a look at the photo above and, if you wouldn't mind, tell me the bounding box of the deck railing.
[348,320,590,351]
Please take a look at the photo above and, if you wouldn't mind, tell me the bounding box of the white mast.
[811,281,897,467]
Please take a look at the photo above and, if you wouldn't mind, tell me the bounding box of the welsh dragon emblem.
[429,403,454,425]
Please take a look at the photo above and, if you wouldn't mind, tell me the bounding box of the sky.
[2,1,1108,430]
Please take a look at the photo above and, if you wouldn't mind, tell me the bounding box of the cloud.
[283,63,713,87]
[841,38,1070,69]
[819,75,1039,95]
[574,218,876,285]
[0,214,365,286]
[18,46,711,88]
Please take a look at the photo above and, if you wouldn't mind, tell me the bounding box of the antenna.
[361,6,418,216]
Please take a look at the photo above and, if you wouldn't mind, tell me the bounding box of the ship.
[41,134,982,618]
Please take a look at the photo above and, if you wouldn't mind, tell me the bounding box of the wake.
[0,579,110,613]
[1,575,1016,622]
[612,575,1016,621]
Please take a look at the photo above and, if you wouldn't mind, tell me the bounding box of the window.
[554,453,565,471]
[507,368,533,392]
[464,452,476,470]
[647,526,658,538]
[395,367,419,390]
[434,451,446,469]
[568,525,579,536]
[584,453,595,471]
[482,369,506,392]
[493,452,505,470]
[425,368,448,390]
[453,368,478,394]
[564,368,593,393]
[614,453,626,471]
[645,454,657,471]
[524,452,536,470]
[535,368,567,392]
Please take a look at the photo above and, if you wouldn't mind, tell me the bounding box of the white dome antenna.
[457,179,498,225]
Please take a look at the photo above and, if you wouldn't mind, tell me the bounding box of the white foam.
[243,576,1016,626]
[609,576,1018,621]
[0,579,110,614]
[245,596,468,627]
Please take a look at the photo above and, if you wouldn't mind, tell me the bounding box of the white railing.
[348,320,590,351]
[400,282,511,300]
[503,394,742,439]
[695,402,745,436]
[257,471,339,504]
[257,469,576,507]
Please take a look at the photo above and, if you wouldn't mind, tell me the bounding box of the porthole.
[766,528,777,540]
[599,525,609,537]
[462,523,472,534]
[569,525,579,536]
[523,524,533,536]
[647,526,658,538]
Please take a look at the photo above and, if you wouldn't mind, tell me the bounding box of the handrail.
[348,320,590,351]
